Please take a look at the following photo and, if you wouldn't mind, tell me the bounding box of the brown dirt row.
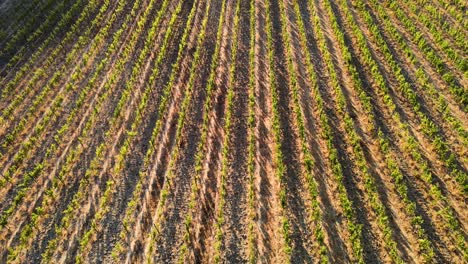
[0,0,465,262]
[311,0,387,261]
[354,1,468,147]
[269,0,319,262]
[326,0,468,262]
[0,0,117,167]
[220,0,251,261]
[0,0,154,261]
[318,1,431,262]
[187,1,234,262]
[147,1,227,262]
[250,0,286,262]
[346,0,467,203]
[91,4,195,262]
[294,1,352,262]
[110,1,211,262]
[396,1,467,78]
[0,1,123,206]
[382,3,467,96]
[46,2,183,262]
[0,0,144,249]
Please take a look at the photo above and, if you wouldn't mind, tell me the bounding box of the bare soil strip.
[1,0,466,262]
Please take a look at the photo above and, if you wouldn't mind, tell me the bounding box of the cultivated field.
[0,0,466,263]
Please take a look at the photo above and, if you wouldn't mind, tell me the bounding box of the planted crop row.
[74,0,184,262]
[441,0,467,12]
[354,0,468,188]
[332,0,466,258]
[213,0,240,262]
[3,1,141,261]
[324,0,440,260]
[278,0,328,261]
[0,1,89,91]
[384,1,467,108]
[432,0,467,32]
[354,1,467,148]
[246,0,256,262]
[412,0,467,52]
[317,0,437,261]
[265,0,292,260]
[38,0,164,260]
[0,0,102,139]
[0,0,70,59]
[0,0,115,191]
[351,0,467,191]
[1,0,465,261]
[397,0,466,73]
[143,1,214,261]
[176,0,226,262]
[0,0,40,43]
[306,1,365,262]
[0,0,115,229]
[336,0,467,195]
[0,0,110,124]
[0,0,44,43]
[0,0,96,99]
[315,0,403,261]
[110,0,202,261]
